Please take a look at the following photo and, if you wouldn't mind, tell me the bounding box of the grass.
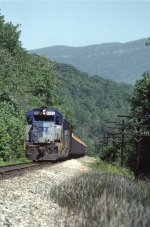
[0,157,31,166]
[47,158,150,226]
[91,158,134,178]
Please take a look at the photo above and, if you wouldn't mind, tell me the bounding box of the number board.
[34,110,55,116]
[46,111,55,116]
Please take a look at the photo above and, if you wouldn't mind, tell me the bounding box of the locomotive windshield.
[34,115,54,122]
[33,109,55,122]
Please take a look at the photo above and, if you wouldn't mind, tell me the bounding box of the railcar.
[24,107,87,161]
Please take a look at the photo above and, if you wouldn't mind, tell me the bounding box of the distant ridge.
[30,38,150,84]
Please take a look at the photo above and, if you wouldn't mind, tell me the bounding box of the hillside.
[0,13,63,162]
[0,12,133,161]
[30,38,150,84]
[55,63,133,138]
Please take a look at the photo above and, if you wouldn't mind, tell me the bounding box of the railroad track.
[0,162,52,180]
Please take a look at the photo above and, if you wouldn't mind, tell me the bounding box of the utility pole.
[108,119,127,167]
[134,114,142,180]
[117,113,150,180]
[117,115,132,167]
[120,120,125,167]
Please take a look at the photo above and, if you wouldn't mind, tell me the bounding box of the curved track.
[0,162,52,180]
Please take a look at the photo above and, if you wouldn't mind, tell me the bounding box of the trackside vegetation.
[91,158,133,178]
[49,165,150,226]
[98,71,150,172]
[43,155,150,226]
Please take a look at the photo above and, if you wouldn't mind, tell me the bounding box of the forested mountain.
[31,38,150,84]
[0,12,133,161]
[55,63,133,138]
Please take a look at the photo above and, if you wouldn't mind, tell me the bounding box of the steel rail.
[0,162,52,180]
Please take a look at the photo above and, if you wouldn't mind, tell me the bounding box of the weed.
[48,168,150,226]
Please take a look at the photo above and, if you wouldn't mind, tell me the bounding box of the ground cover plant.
[91,158,133,178]
[49,162,150,227]
[0,157,31,166]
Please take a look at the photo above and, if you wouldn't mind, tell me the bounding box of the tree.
[0,13,22,54]
[0,12,62,162]
[24,54,60,108]
[130,71,150,115]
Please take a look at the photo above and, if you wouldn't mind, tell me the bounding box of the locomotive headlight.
[43,109,46,115]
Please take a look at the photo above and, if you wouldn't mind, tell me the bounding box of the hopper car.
[24,107,87,161]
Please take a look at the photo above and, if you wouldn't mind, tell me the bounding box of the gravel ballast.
[0,156,93,226]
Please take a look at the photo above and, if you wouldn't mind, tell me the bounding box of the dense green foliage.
[0,14,21,54]
[31,38,150,84]
[99,134,136,170]
[99,71,150,171]
[91,159,133,177]
[131,71,150,115]
[0,101,24,162]
[0,13,61,162]
[55,63,132,139]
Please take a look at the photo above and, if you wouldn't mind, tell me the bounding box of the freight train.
[24,107,87,161]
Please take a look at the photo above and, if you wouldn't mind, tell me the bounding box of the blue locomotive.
[25,107,87,161]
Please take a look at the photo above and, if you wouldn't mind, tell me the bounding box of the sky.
[0,0,150,50]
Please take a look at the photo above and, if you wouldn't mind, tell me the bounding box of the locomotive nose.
[32,122,55,143]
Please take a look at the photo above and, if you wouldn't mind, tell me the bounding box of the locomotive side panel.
[70,134,87,156]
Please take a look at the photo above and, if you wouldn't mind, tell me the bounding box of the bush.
[0,100,25,161]
[100,143,120,163]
